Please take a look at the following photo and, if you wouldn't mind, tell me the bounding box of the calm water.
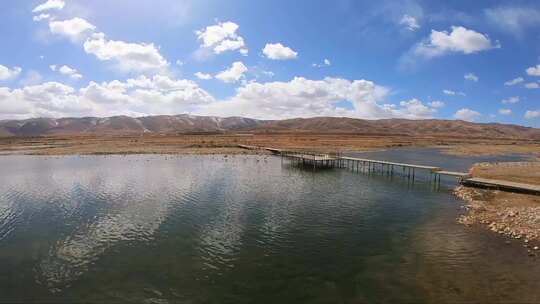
[1,152,539,303]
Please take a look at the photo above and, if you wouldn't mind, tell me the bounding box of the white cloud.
[414,26,498,58]
[526,64,540,76]
[464,73,479,82]
[485,6,540,37]
[33,13,51,22]
[504,77,524,86]
[50,65,83,79]
[498,108,512,115]
[399,14,420,31]
[262,43,298,60]
[49,18,96,40]
[215,61,248,83]
[312,58,331,68]
[443,89,465,96]
[454,108,481,121]
[502,96,519,104]
[0,65,22,81]
[84,33,169,73]
[195,21,248,55]
[396,99,436,117]
[0,82,90,119]
[0,75,215,120]
[525,82,539,89]
[48,17,169,74]
[33,0,65,13]
[525,110,540,119]
[198,77,438,120]
[175,60,184,66]
[194,72,212,80]
[428,100,445,108]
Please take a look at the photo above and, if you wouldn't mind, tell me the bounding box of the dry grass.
[0,133,538,156]
[471,162,540,186]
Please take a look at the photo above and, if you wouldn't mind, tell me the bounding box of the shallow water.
[0,153,539,303]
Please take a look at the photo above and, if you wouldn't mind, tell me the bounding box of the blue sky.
[0,0,539,127]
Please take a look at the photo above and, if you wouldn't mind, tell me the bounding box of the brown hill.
[0,115,539,140]
[257,117,540,139]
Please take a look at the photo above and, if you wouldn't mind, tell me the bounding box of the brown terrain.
[1,115,539,156]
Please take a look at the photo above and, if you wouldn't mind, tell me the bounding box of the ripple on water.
[0,154,538,303]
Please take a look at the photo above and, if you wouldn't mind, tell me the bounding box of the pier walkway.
[462,178,540,195]
[237,145,539,195]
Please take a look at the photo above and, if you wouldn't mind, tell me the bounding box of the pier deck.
[461,178,540,195]
[237,144,538,195]
[341,156,440,171]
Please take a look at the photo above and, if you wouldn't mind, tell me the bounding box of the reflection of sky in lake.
[0,153,539,303]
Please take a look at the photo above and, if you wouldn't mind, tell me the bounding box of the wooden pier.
[461,178,540,195]
[237,145,540,195]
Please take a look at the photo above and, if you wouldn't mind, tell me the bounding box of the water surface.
[0,153,539,303]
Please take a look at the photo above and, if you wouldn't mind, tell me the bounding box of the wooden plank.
[340,156,440,171]
[461,177,540,195]
[435,171,470,178]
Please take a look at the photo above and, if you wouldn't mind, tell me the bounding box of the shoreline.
[455,162,540,255]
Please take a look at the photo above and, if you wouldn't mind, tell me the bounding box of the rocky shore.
[455,161,540,255]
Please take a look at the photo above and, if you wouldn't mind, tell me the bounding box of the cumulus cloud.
[399,14,420,31]
[33,13,51,22]
[525,110,540,119]
[525,82,539,89]
[428,100,445,108]
[443,89,465,96]
[46,17,169,74]
[0,74,448,121]
[502,96,520,104]
[498,108,512,115]
[83,33,169,73]
[50,65,83,79]
[194,72,212,80]
[526,64,540,76]
[394,99,436,118]
[0,82,90,119]
[49,17,96,41]
[198,77,438,120]
[0,75,215,120]
[454,108,481,121]
[215,61,248,83]
[485,6,540,37]
[195,21,248,55]
[0,65,22,81]
[414,26,498,58]
[262,43,298,60]
[33,0,65,13]
[504,77,524,86]
[464,73,479,82]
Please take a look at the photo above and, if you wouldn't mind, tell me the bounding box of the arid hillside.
[1,115,539,140]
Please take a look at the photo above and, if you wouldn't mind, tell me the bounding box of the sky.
[0,0,539,127]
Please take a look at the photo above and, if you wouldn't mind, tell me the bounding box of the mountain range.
[1,114,539,140]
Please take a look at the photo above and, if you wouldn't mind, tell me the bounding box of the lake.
[1,151,539,303]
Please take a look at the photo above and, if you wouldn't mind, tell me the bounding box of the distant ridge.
[1,114,539,140]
